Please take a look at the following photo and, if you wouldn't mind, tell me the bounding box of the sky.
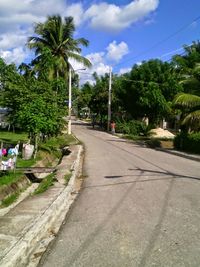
[0,0,200,83]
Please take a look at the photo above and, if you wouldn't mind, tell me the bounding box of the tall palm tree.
[27,15,91,79]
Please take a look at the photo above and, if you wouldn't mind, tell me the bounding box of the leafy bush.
[115,120,151,136]
[174,132,200,154]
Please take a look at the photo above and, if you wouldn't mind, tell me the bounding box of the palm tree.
[172,42,200,131]
[18,62,35,78]
[27,15,91,80]
[173,93,200,131]
[173,41,200,96]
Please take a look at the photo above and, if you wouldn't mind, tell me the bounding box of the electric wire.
[112,15,200,70]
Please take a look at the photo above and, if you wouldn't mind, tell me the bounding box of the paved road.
[39,122,200,267]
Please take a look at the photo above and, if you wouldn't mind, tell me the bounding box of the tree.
[2,65,65,156]
[28,15,91,80]
[115,60,182,124]
[173,41,200,96]
[172,42,200,131]
[173,93,200,132]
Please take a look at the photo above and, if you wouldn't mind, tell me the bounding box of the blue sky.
[0,0,200,83]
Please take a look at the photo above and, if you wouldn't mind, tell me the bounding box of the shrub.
[174,132,200,154]
[116,120,148,135]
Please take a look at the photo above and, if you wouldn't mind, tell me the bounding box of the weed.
[0,171,23,186]
[0,131,28,144]
[1,192,19,207]
[34,174,55,195]
[64,172,72,185]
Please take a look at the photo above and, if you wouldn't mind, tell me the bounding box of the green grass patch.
[64,172,72,185]
[44,134,78,148]
[39,134,78,158]
[1,192,19,207]
[16,158,37,168]
[0,171,23,186]
[34,174,55,195]
[0,131,28,144]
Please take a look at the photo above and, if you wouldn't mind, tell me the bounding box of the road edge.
[1,145,84,267]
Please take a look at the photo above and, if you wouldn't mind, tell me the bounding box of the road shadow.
[82,168,200,189]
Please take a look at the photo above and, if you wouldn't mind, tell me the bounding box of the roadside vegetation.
[76,42,200,154]
[34,174,55,195]
[0,131,77,205]
[0,14,90,206]
[0,15,200,180]
[1,192,19,207]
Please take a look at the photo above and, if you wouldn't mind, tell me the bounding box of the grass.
[64,172,72,185]
[34,173,55,195]
[16,158,37,168]
[1,192,19,207]
[0,131,28,144]
[40,134,78,158]
[0,132,77,193]
[43,134,78,149]
[0,171,23,186]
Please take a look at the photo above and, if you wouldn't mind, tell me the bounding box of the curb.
[156,148,200,162]
[0,145,83,267]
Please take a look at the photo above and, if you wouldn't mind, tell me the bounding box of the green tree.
[173,93,200,132]
[2,69,65,156]
[28,15,91,80]
[172,42,200,131]
[173,41,200,96]
[115,60,182,124]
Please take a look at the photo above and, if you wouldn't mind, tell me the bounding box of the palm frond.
[68,52,92,68]
[28,15,91,78]
[182,110,200,129]
[173,93,200,108]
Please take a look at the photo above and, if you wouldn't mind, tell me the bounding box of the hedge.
[115,120,148,136]
[174,132,200,154]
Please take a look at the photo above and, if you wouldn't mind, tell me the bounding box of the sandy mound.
[150,128,175,139]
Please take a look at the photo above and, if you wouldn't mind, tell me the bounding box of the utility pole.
[107,67,112,132]
[68,67,72,135]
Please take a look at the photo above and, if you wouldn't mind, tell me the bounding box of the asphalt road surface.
[39,122,200,267]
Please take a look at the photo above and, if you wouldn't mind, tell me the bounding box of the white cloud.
[0,32,27,50]
[0,0,159,66]
[84,0,159,31]
[69,40,130,85]
[0,47,28,65]
[68,51,110,85]
[106,41,129,62]
[83,52,110,84]
[0,0,78,64]
[119,67,131,75]
[64,3,84,26]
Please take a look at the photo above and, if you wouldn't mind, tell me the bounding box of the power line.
[113,15,200,70]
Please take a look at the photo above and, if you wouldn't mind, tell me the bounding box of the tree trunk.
[33,133,39,159]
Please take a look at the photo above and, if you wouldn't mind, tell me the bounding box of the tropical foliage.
[173,93,200,131]
[28,15,91,80]
[172,42,200,132]
[0,15,92,157]
[1,13,200,153]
